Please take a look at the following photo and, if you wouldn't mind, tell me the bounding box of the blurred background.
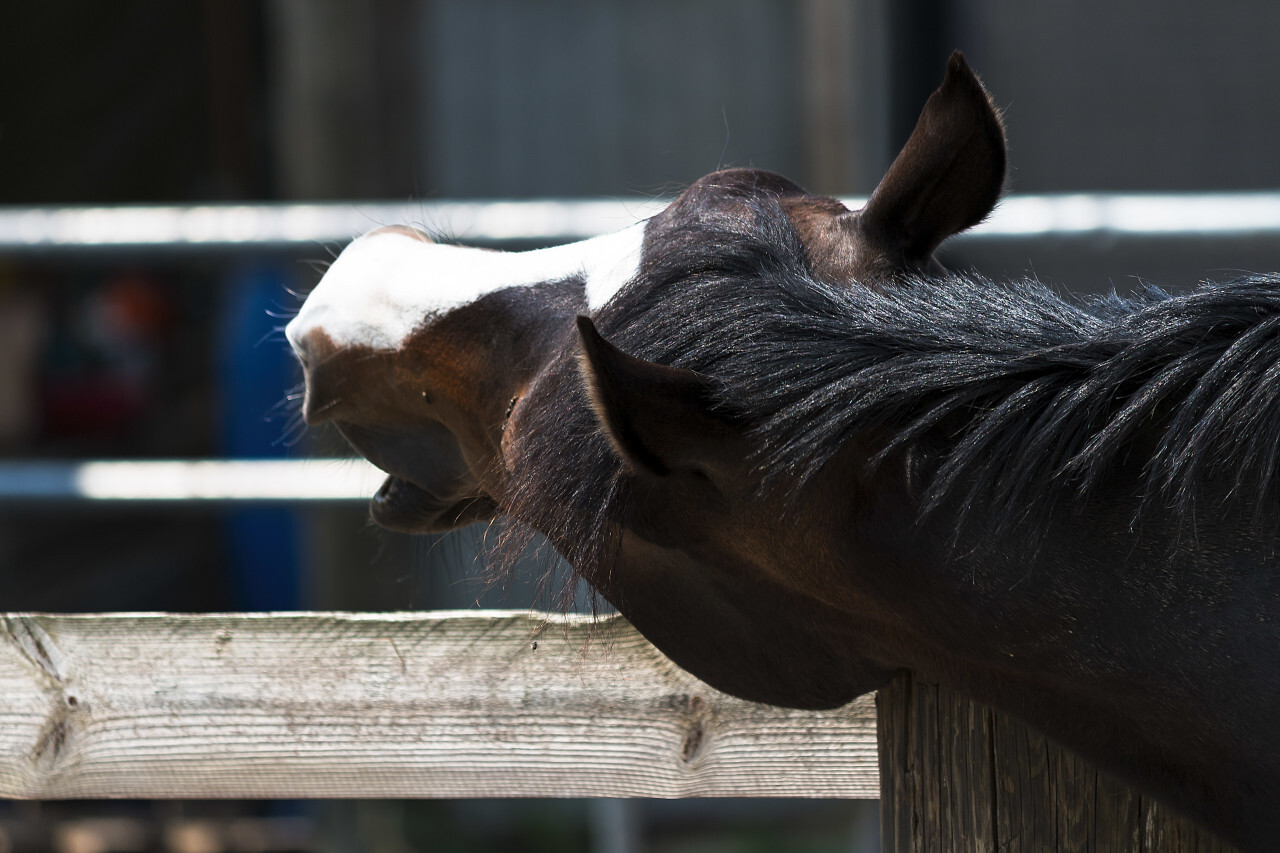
[2,1,1279,850]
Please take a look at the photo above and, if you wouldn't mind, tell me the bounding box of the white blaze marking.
[286,221,646,352]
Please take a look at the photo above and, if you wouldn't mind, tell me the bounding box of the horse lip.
[336,420,494,532]
[370,475,444,532]
[371,474,497,533]
[336,420,467,486]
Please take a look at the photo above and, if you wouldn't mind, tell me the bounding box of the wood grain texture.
[0,611,878,799]
[878,671,1239,853]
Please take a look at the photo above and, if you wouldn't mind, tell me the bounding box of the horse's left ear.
[576,316,742,478]
[855,50,1006,262]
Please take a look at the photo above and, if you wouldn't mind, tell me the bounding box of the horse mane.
[499,194,1280,582]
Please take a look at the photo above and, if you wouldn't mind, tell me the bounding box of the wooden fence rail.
[0,611,878,800]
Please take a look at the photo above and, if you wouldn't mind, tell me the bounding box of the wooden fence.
[0,609,1239,852]
[0,611,876,800]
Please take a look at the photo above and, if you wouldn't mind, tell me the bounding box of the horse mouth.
[334,420,497,534]
[371,475,498,534]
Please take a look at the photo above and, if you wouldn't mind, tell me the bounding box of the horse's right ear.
[576,316,742,479]
[856,50,1006,263]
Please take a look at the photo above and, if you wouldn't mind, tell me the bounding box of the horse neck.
[832,474,1279,842]
[906,477,1280,815]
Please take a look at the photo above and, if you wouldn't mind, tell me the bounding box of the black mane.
[502,195,1280,572]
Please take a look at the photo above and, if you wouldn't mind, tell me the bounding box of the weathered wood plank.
[876,677,996,852]
[877,671,1239,853]
[877,670,914,852]
[0,611,877,799]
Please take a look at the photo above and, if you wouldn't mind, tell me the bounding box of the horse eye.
[421,390,433,405]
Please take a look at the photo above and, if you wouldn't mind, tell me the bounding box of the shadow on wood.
[876,672,1238,852]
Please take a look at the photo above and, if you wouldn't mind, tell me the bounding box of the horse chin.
[370,475,497,534]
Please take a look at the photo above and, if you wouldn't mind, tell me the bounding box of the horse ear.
[857,50,1006,262]
[576,316,740,478]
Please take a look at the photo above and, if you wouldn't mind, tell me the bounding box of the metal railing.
[0,459,381,503]
[6,192,1280,252]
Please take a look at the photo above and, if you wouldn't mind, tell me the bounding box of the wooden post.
[876,671,1238,852]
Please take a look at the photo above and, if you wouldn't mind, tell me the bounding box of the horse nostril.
[285,326,345,425]
[300,363,343,425]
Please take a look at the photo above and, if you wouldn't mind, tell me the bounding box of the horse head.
[287,50,1003,535]
[287,52,1005,706]
[285,51,1005,708]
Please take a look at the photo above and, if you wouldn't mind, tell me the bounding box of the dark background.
[1,1,1278,850]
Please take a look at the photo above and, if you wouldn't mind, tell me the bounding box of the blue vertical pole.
[219,264,303,610]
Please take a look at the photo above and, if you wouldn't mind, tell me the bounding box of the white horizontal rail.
[980,193,1280,238]
[0,199,669,250]
[0,610,878,799]
[0,459,381,502]
[5,193,1280,250]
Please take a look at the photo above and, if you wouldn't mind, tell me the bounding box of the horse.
[284,53,1279,848]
